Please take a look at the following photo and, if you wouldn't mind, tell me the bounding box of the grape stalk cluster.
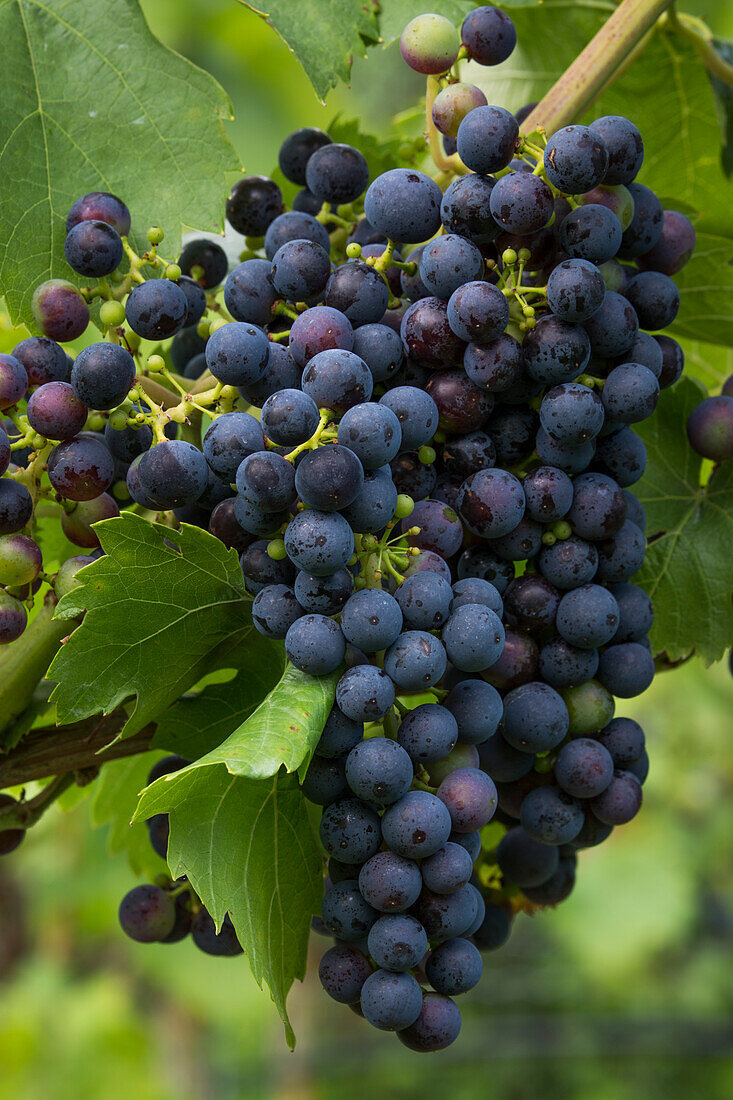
[0,2,707,1055]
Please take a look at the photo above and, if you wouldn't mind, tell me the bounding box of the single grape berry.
[364,169,443,245]
[66,191,131,235]
[64,219,123,277]
[226,175,284,237]
[118,884,176,943]
[71,342,135,410]
[278,127,332,185]
[400,13,460,74]
[31,280,90,342]
[178,238,228,289]
[461,6,517,66]
[125,279,188,340]
[686,395,733,462]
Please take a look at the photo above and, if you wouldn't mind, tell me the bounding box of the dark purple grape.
[602,363,660,423]
[540,382,605,445]
[686,395,733,462]
[397,993,461,1052]
[523,466,573,521]
[461,5,516,64]
[463,332,523,393]
[66,191,130,235]
[595,518,646,581]
[226,175,284,236]
[403,498,463,558]
[401,297,466,371]
[278,127,332,185]
[489,172,554,234]
[32,280,89,343]
[325,260,389,326]
[583,291,639,358]
[47,435,115,501]
[223,258,278,327]
[12,337,69,387]
[178,238,228,289]
[319,797,382,864]
[319,943,371,1004]
[558,204,622,265]
[544,125,608,192]
[240,539,295,594]
[457,468,525,539]
[456,545,514,592]
[70,342,135,410]
[480,628,538,691]
[64,219,122,277]
[520,784,584,844]
[364,168,443,243]
[619,184,663,258]
[136,439,208,508]
[436,767,497,832]
[192,910,243,956]
[625,271,680,331]
[361,969,422,1031]
[351,324,403,383]
[457,106,519,175]
[522,855,576,905]
[261,388,319,447]
[597,641,655,697]
[538,636,599,689]
[285,613,346,676]
[594,427,647,486]
[547,258,606,322]
[638,209,695,275]
[501,682,569,753]
[555,737,614,798]
[118,884,175,942]
[588,115,643,185]
[655,334,685,388]
[26,381,87,440]
[497,826,559,887]
[522,316,591,385]
[596,716,645,766]
[125,279,187,340]
[440,173,499,246]
[305,143,369,205]
[380,385,439,451]
[589,770,642,824]
[503,575,560,634]
[0,591,28,643]
[301,348,372,413]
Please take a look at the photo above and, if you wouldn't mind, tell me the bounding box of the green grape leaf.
[635,377,733,664]
[48,514,258,738]
[710,39,733,176]
[237,0,379,102]
[90,750,168,876]
[153,657,284,761]
[134,767,321,1048]
[154,661,337,782]
[0,0,240,330]
[668,233,733,350]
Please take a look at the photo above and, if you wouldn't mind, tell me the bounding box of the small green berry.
[267,538,287,561]
[108,407,129,431]
[100,299,126,327]
[552,520,572,540]
[147,226,164,245]
[517,248,532,263]
[245,236,265,251]
[394,495,415,520]
[146,354,165,373]
[86,412,106,432]
[346,242,362,259]
[209,317,228,336]
[502,248,518,266]
[541,531,556,547]
[418,445,436,465]
[165,263,182,281]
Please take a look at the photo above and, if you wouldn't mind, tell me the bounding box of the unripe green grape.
[245,236,265,251]
[61,494,119,548]
[394,494,415,520]
[418,445,436,465]
[209,317,228,336]
[502,248,518,266]
[267,538,287,561]
[147,226,164,245]
[146,354,165,373]
[346,243,362,259]
[54,555,95,599]
[86,412,106,432]
[400,14,460,75]
[542,532,556,546]
[196,318,211,339]
[562,680,615,737]
[427,742,480,786]
[431,82,487,137]
[100,299,126,327]
[165,263,182,281]
[552,520,572,540]
[0,534,42,586]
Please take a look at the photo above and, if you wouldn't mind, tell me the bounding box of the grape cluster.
[0,1,696,1056]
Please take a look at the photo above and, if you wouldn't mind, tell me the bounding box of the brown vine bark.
[0,712,155,787]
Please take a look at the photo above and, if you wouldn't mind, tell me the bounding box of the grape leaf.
[237,0,379,102]
[0,0,240,330]
[153,654,285,761]
[710,39,733,176]
[134,767,321,1048]
[668,233,733,349]
[48,514,258,738]
[90,750,168,876]
[153,661,337,783]
[635,377,733,664]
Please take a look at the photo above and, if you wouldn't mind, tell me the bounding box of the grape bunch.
[0,1,695,1055]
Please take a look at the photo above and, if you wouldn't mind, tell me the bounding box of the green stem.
[665,9,733,86]
[522,0,675,136]
[0,597,72,739]
[0,773,75,830]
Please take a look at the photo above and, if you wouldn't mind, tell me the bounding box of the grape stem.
[664,9,733,86]
[522,0,676,136]
[0,772,75,831]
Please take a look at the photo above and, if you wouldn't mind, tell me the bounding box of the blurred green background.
[2,2,733,1097]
